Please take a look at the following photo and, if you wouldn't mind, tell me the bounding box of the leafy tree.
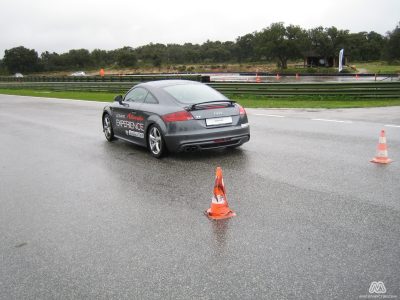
[344,31,384,61]
[3,46,39,73]
[181,43,201,63]
[222,41,236,61]
[254,23,307,68]
[345,33,366,60]
[384,22,400,62]
[308,27,331,59]
[364,31,385,61]
[113,47,138,67]
[0,59,7,75]
[306,26,349,65]
[236,33,255,62]
[2,22,396,73]
[152,55,162,68]
[39,51,61,71]
[91,49,113,68]
[165,44,185,64]
[64,49,92,68]
[200,40,231,63]
[136,43,167,66]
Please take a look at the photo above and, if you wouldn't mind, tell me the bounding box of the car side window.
[145,92,158,104]
[124,88,148,103]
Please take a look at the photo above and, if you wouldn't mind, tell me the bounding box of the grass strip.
[0,89,116,102]
[0,88,399,109]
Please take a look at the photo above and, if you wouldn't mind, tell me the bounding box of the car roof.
[138,80,202,89]
[127,80,207,106]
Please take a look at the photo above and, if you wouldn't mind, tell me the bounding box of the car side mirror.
[114,95,123,105]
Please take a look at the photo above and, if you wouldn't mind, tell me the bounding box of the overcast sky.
[1,0,399,58]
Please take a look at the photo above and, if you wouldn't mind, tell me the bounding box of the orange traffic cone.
[205,167,236,220]
[276,73,281,80]
[371,130,392,164]
[256,73,261,83]
[100,68,105,77]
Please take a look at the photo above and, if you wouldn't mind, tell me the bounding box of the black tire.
[103,113,116,141]
[147,124,167,158]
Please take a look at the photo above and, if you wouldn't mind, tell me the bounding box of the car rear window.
[163,84,227,104]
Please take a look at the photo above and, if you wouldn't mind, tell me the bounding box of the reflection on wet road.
[0,95,399,299]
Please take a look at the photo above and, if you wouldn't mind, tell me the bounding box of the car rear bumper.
[164,125,250,152]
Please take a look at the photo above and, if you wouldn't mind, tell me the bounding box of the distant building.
[303,51,348,68]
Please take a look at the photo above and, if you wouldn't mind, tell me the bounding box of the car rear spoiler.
[187,100,236,111]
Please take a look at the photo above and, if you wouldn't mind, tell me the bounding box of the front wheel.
[148,125,167,158]
[103,113,115,141]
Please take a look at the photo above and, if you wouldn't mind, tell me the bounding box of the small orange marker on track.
[205,167,236,220]
[371,130,392,164]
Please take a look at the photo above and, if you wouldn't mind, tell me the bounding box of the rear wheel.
[148,125,167,158]
[103,114,115,141]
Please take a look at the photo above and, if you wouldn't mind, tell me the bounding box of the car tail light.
[238,104,246,116]
[162,110,194,122]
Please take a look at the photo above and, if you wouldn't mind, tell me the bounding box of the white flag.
[339,49,344,72]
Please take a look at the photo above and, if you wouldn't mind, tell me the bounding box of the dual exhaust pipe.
[183,145,198,152]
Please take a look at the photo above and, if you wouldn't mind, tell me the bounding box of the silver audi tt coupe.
[102,80,250,158]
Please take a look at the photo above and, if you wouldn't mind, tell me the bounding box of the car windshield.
[163,83,227,104]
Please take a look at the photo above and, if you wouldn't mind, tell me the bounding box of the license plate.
[206,116,232,126]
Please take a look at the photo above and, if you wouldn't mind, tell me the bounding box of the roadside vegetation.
[1,89,399,109]
[1,22,398,108]
[353,61,400,74]
[0,22,399,75]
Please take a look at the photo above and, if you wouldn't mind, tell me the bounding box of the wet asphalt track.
[0,94,400,300]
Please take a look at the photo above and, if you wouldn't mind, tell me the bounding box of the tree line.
[1,22,399,74]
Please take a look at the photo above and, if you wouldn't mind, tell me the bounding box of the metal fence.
[0,74,207,82]
[0,78,399,98]
[210,82,400,98]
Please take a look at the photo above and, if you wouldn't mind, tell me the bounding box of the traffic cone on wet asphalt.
[371,130,392,164]
[205,167,236,220]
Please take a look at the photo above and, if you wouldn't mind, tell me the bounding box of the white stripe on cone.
[212,195,226,204]
[377,150,388,158]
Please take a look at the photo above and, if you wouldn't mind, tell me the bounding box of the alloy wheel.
[149,126,162,155]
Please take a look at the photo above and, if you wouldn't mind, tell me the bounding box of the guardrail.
[0,81,138,93]
[0,74,208,82]
[209,82,400,98]
[0,80,399,98]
